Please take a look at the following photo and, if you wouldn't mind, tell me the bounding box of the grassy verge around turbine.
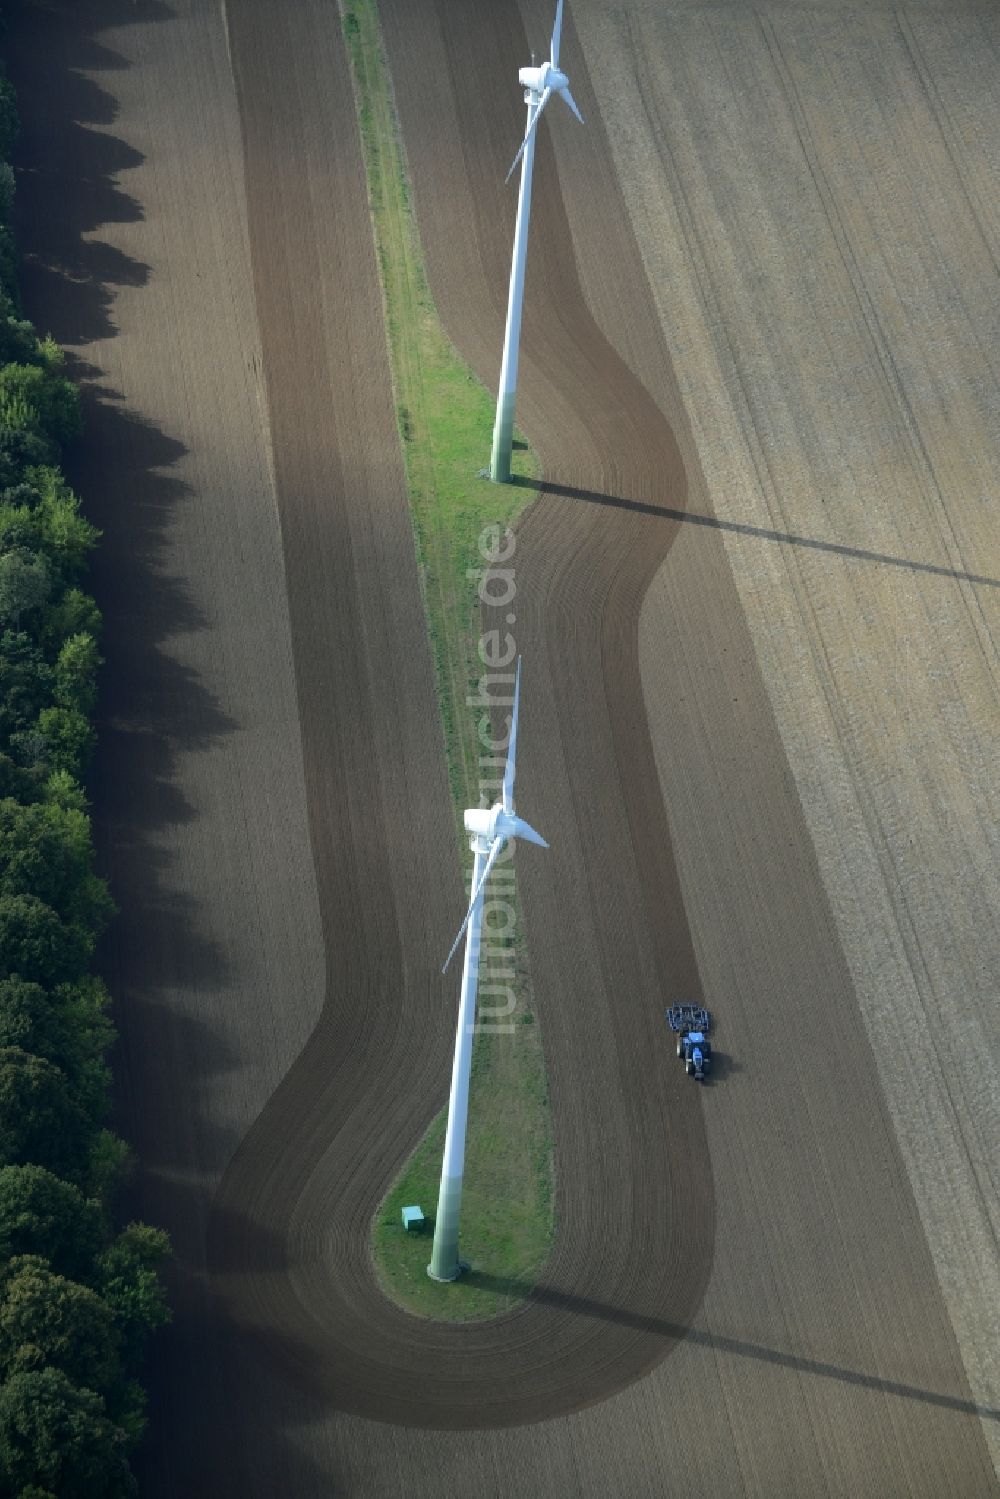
[339,0,554,1321]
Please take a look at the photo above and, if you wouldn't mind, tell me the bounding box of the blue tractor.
[666,1004,712,1081]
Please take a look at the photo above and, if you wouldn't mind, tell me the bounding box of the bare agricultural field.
[565,0,999,1468]
[7,1,998,1497]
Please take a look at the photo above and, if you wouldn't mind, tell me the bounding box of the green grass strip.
[339,1,554,1320]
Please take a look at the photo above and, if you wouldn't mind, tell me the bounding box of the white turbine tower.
[489,0,585,484]
[427,659,547,1282]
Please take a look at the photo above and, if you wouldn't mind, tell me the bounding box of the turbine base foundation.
[489,390,516,483]
[427,1172,464,1283]
[426,1260,470,1284]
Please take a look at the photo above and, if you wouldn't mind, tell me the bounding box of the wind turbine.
[427,659,547,1282]
[489,0,585,484]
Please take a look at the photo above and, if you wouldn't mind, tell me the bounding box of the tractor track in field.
[205,0,713,1429]
[205,1,998,1480]
[9,0,995,1491]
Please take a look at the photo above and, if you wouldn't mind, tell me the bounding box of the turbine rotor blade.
[501,657,521,814]
[505,87,552,184]
[560,87,584,124]
[441,837,504,974]
[551,0,564,69]
[509,815,548,849]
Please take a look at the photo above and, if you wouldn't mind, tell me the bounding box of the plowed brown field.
[8,1,996,1495]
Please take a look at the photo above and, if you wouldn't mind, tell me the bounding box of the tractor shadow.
[703,1049,741,1086]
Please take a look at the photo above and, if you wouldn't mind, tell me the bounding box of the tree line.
[0,52,170,1499]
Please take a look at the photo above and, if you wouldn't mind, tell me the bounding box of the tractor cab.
[681,1031,712,1079]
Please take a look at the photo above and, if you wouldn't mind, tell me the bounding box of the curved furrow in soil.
[206,0,712,1428]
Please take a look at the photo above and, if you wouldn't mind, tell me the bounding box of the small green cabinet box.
[401,1205,425,1233]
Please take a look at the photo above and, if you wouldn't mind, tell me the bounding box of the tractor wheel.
[685,1061,694,1076]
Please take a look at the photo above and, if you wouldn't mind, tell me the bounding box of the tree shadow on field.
[0,5,302,1495]
[171,1326,345,1499]
[6,3,237,1110]
[9,1,172,346]
[138,1190,342,1499]
[510,476,1000,591]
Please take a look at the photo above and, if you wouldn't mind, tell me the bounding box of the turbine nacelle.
[464,803,548,849]
[518,62,569,95]
[442,659,548,973]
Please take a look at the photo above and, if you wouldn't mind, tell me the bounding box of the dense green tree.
[37,586,101,656]
[7,725,48,773]
[0,631,52,741]
[0,1255,120,1393]
[96,1224,171,1366]
[0,507,44,557]
[0,1167,103,1283]
[0,73,18,161]
[29,468,99,584]
[0,1047,89,1181]
[0,549,50,629]
[0,159,13,223]
[0,976,112,1122]
[0,798,114,936]
[38,767,78,806]
[0,225,15,301]
[54,978,114,1122]
[34,339,67,376]
[84,1131,132,1207]
[0,750,41,802]
[0,427,56,488]
[0,481,44,512]
[0,474,97,601]
[43,769,86,812]
[0,365,81,447]
[0,293,39,369]
[0,976,59,1057]
[33,705,95,778]
[0,894,90,985]
[0,1368,136,1499]
[107,1377,147,1451]
[54,633,100,716]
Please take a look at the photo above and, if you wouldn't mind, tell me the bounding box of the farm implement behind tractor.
[665,1005,712,1081]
